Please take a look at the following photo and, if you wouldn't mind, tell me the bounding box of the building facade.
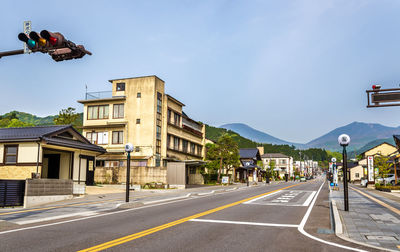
[78,75,206,185]
[261,153,293,178]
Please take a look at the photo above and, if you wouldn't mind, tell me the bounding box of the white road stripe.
[14,211,98,225]
[302,191,316,206]
[297,180,368,252]
[189,218,298,228]
[242,190,281,204]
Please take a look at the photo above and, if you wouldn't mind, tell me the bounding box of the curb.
[330,196,397,252]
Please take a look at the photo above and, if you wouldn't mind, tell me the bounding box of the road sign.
[23,21,32,54]
[366,88,400,107]
[367,156,374,182]
[222,176,229,184]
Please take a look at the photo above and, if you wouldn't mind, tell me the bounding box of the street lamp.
[338,134,350,211]
[125,143,134,202]
[331,157,337,187]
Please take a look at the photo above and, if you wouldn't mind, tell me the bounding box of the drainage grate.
[365,235,398,241]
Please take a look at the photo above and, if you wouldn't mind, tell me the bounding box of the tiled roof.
[0,125,105,153]
[239,148,261,160]
[0,125,69,140]
[261,153,289,158]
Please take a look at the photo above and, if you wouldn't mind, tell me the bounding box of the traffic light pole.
[0,49,24,59]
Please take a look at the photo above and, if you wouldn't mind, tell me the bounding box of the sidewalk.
[331,183,400,251]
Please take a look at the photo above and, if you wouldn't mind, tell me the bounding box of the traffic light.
[17,29,91,61]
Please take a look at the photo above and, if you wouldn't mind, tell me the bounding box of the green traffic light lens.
[27,39,36,49]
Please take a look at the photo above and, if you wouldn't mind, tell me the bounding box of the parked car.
[300,177,306,182]
[384,174,396,185]
[360,177,368,187]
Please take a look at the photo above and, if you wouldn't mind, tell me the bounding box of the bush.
[375,184,400,192]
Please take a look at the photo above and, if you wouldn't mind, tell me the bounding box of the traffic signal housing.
[17,29,92,61]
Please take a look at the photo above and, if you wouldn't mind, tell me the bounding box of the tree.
[54,107,79,126]
[6,118,33,128]
[375,155,392,184]
[205,134,240,182]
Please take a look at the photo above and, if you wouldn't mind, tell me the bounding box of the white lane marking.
[0,184,271,235]
[302,191,316,206]
[189,218,298,228]
[242,190,281,204]
[297,181,367,252]
[14,211,98,225]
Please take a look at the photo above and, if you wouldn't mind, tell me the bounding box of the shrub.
[375,184,400,192]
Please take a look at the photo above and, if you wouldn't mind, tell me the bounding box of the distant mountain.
[2,111,56,125]
[306,122,400,151]
[219,123,304,147]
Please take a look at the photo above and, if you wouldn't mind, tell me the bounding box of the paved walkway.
[331,183,400,251]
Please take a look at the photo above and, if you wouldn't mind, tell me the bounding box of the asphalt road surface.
[0,178,375,252]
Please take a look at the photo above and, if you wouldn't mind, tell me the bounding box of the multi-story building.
[78,75,206,185]
[261,153,293,178]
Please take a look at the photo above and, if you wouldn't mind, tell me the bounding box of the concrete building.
[78,75,206,186]
[261,153,293,178]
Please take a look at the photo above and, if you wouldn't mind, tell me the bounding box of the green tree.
[54,107,80,126]
[268,160,276,180]
[6,118,33,128]
[375,155,392,183]
[205,134,240,182]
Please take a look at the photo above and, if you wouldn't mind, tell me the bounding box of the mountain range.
[220,122,400,152]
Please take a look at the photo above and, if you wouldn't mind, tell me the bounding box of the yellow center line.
[350,186,400,216]
[78,183,304,252]
[0,198,121,216]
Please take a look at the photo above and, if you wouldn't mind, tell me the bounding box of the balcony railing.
[84,91,113,100]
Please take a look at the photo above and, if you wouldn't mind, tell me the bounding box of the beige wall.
[0,143,42,164]
[364,143,397,157]
[350,165,364,181]
[0,166,42,180]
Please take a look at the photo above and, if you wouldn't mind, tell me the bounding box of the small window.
[190,167,196,174]
[136,119,141,124]
[4,145,18,164]
[113,104,124,118]
[137,92,141,98]
[155,158,161,167]
[135,146,140,152]
[116,82,125,91]
[112,131,123,144]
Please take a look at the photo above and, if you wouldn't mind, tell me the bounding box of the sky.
[1,0,400,143]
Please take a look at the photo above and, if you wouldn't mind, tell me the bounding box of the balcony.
[85,91,113,100]
[78,91,126,104]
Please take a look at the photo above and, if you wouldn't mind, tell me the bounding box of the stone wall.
[94,166,167,185]
[24,179,73,208]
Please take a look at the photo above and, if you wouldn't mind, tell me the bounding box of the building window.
[190,167,196,174]
[113,104,124,119]
[116,82,125,91]
[197,145,202,156]
[112,131,123,144]
[174,136,180,150]
[86,132,108,145]
[136,118,141,124]
[355,173,360,178]
[137,92,141,98]
[156,139,161,154]
[4,145,18,164]
[156,126,161,140]
[167,109,172,124]
[157,92,162,114]
[182,140,188,153]
[155,158,161,167]
[191,143,195,154]
[88,105,109,120]
[135,146,140,152]
[174,112,181,126]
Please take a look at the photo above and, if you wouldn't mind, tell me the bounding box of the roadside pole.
[338,134,350,211]
[125,143,134,202]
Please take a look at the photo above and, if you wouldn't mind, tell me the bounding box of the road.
[0,178,374,252]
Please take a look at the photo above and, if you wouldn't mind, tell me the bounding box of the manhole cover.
[365,235,398,241]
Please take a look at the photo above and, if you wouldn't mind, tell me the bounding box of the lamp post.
[125,143,134,203]
[338,134,350,211]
